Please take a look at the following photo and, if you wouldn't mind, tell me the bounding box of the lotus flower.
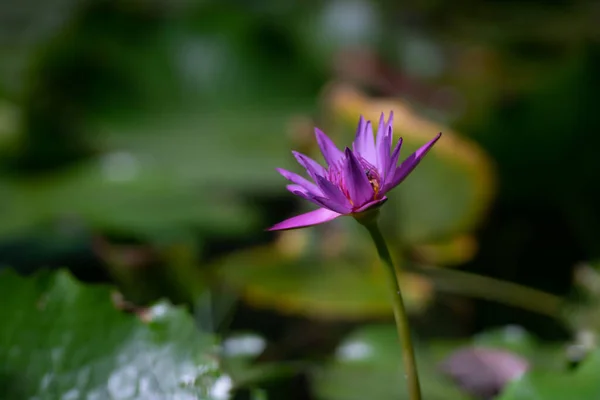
[269,112,441,231]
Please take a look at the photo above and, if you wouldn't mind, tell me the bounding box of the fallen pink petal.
[439,347,530,399]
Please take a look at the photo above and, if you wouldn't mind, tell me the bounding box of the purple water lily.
[269,112,441,231]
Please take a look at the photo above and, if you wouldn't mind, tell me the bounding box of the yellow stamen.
[365,170,380,197]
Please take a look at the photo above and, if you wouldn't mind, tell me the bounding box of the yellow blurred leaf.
[322,83,496,244]
[412,235,478,267]
[217,241,433,320]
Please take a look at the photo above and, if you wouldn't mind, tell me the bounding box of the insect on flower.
[268,111,441,231]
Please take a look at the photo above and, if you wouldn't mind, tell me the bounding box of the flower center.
[326,162,348,198]
[365,169,381,196]
[327,157,382,204]
[359,158,381,198]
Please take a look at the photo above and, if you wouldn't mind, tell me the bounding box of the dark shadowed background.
[1,1,600,399]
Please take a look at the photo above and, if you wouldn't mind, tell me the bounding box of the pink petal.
[384,132,441,192]
[277,168,322,196]
[314,128,344,166]
[315,175,352,210]
[385,137,403,187]
[374,113,387,172]
[286,184,309,195]
[289,189,350,214]
[344,147,374,208]
[381,112,395,176]
[439,347,529,399]
[354,196,388,213]
[352,119,376,164]
[376,125,393,181]
[292,151,326,182]
[267,208,342,231]
[353,115,366,150]
[312,195,352,214]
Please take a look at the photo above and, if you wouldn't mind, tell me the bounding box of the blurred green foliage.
[313,324,469,400]
[1,0,600,399]
[314,324,573,400]
[498,351,600,400]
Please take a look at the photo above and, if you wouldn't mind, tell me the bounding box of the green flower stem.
[357,212,422,400]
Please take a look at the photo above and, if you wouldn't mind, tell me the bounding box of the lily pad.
[218,225,433,319]
[436,326,566,398]
[222,332,301,387]
[411,235,478,267]
[498,350,600,400]
[315,324,566,400]
[0,269,224,400]
[323,84,496,244]
[312,324,469,400]
[0,165,260,239]
[0,4,320,239]
[90,106,308,193]
[431,325,565,373]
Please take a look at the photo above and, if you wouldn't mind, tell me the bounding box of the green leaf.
[312,324,469,400]
[222,333,301,386]
[0,0,83,96]
[315,325,568,400]
[0,4,320,239]
[411,235,478,267]
[0,155,261,238]
[0,269,224,399]
[0,78,317,239]
[6,104,308,237]
[217,224,433,319]
[90,107,305,193]
[432,326,565,374]
[498,351,600,400]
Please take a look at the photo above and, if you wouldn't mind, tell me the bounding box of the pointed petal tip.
[314,127,344,166]
[387,110,394,127]
[355,115,366,131]
[266,208,342,231]
[384,131,443,191]
[420,131,443,147]
[385,136,404,180]
[292,150,327,179]
[343,147,355,161]
[278,168,322,196]
[429,131,443,146]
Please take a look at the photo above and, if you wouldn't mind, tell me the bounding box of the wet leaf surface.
[0,269,224,399]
